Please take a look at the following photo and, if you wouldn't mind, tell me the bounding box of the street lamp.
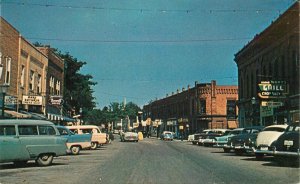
[251,97,257,126]
[0,84,9,119]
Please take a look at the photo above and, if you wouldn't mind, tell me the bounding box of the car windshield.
[286,124,300,132]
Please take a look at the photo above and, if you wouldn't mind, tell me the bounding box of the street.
[0,137,299,184]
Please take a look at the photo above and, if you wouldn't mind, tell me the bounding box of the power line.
[24,36,252,43]
[1,1,294,14]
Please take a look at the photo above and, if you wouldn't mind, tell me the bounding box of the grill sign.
[258,81,287,99]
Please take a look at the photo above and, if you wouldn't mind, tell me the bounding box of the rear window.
[263,127,285,132]
[0,125,16,136]
[38,125,56,135]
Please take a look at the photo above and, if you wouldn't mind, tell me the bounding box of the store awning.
[5,110,31,118]
[47,113,76,122]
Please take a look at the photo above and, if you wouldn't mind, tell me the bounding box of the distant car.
[254,124,288,159]
[188,133,202,145]
[161,131,173,141]
[224,126,263,154]
[272,122,300,167]
[0,120,68,167]
[214,128,245,149]
[198,129,227,146]
[120,131,139,142]
[56,126,92,155]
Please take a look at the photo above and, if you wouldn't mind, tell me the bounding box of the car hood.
[256,131,284,146]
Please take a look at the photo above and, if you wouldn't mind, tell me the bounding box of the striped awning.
[47,113,75,122]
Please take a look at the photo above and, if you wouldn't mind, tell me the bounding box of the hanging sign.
[22,96,43,105]
[258,81,287,99]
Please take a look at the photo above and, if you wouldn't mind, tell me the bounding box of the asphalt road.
[0,137,299,184]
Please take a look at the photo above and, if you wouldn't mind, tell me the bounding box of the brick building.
[235,2,299,127]
[0,17,19,110]
[37,46,64,118]
[143,80,238,137]
[0,16,67,120]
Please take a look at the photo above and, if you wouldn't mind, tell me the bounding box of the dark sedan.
[272,122,300,167]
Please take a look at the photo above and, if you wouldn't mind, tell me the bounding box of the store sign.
[261,101,284,107]
[260,106,274,117]
[258,81,287,99]
[5,96,17,105]
[49,96,63,105]
[22,96,43,105]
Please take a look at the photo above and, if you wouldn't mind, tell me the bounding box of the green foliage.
[84,102,141,125]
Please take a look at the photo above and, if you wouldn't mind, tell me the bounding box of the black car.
[224,126,264,155]
[272,122,300,167]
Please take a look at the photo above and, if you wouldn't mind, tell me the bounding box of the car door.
[0,125,27,162]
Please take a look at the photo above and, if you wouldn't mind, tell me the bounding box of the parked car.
[56,126,92,155]
[188,133,202,145]
[198,129,227,146]
[0,120,68,167]
[224,126,263,154]
[120,131,139,142]
[272,122,300,167]
[202,133,223,147]
[161,131,174,141]
[66,125,107,149]
[254,124,288,159]
[214,128,245,149]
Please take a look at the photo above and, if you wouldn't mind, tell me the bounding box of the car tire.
[71,146,80,155]
[235,149,243,156]
[223,148,230,153]
[192,142,197,145]
[91,142,98,150]
[255,153,264,160]
[36,154,53,167]
[13,160,28,167]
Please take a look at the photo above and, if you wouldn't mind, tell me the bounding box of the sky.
[0,0,296,108]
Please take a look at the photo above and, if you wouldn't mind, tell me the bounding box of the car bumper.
[234,146,255,153]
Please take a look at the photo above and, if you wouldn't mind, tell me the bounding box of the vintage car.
[202,133,223,147]
[120,131,139,142]
[214,128,245,148]
[56,126,92,155]
[272,122,300,167]
[66,125,107,149]
[161,131,174,141]
[0,120,68,167]
[224,126,263,154]
[254,124,288,159]
[198,129,227,146]
[188,133,202,145]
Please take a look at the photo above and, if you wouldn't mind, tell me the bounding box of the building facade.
[37,46,64,118]
[0,16,67,120]
[0,17,19,111]
[143,80,238,137]
[235,2,299,127]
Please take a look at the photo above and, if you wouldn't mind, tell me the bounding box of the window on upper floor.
[29,70,35,91]
[5,57,11,84]
[37,74,42,94]
[21,65,25,87]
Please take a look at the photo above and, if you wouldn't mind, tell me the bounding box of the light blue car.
[0,120,68,167]
[56,126,92,155]
[213,128,245,148]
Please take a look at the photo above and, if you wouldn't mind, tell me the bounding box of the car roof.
[263,124,288,129]
[66,125,99,129]
[0,119,54,125]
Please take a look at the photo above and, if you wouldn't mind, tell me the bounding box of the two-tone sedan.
[254,124,288,159]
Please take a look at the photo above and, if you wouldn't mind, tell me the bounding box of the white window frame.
[5,57,11,84]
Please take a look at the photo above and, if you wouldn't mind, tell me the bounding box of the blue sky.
[1,0,295,108]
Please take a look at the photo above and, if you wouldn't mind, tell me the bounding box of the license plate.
[284,140,293,146]
[260,147,268,151]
